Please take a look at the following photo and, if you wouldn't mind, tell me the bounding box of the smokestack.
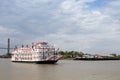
[7,38,10,55]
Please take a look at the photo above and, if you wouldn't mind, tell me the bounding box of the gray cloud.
[0,0,120,54]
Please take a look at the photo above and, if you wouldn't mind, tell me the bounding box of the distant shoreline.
[0,54,11,58]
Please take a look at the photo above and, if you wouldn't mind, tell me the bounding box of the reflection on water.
[0,59,120,80]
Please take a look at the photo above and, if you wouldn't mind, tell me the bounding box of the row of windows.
[19,58,32,60]
[15,58,41,60]
[17,49,54,52]
[14,51,54,54]
[15,54,33,56]
[15,57,42,59]
[14,52,54,56]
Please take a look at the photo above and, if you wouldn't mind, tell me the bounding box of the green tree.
[110,53,117,57]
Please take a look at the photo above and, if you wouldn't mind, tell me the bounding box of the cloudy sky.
[0,0,120,54]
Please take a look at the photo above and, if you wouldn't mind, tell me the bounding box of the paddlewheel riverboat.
[11,42,62,64]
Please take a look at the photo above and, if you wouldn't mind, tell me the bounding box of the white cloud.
[50,0,120,53]
[0,0,120,54]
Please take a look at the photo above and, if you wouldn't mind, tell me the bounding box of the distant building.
[95,54,114,58]
[74,54,119,60]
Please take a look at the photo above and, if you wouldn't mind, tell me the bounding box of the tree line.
[58,51,84,59]
[58,51,120,59]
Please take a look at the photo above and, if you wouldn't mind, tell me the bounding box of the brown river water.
[0,59,120,80]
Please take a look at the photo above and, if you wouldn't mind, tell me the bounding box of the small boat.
[11,42,62,64]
